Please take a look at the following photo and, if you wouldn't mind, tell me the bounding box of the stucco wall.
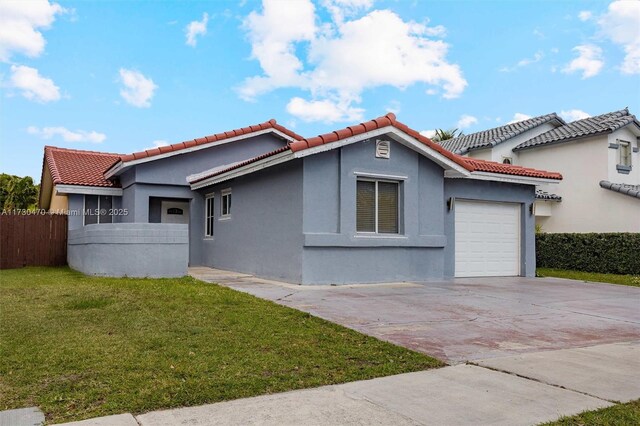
[518,135,639,232]
[467,122,558,164]
[68,223,188,277]
[301,139,448,284]
[444,179,537,278]
[196,160,304,283]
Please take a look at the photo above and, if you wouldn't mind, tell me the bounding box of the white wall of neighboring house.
[517,134,639,233]
[467,122,558,165]
[607,127,640,185]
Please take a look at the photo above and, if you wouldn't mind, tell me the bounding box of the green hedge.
[536,233,640,275]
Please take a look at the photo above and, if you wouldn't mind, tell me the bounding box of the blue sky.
[1,0,639,181]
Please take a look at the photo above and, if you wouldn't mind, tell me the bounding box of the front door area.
[161,200,190,224]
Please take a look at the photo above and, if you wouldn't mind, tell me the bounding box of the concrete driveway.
[190,268,640,364]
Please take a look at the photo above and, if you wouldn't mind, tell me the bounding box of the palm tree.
[431,128,463,142]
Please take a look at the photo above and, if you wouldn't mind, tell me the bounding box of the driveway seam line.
[467,362,620,404]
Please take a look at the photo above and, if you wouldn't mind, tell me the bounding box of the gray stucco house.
[39,113,562,284]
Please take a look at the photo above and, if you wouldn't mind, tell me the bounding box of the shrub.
[536,233,640,275]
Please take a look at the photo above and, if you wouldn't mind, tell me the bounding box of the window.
[84,195,113,225]
[619,141,632,167]
[502,157,512,165]
[205,195,214,237]
[221,189,231,218]
[356,180,399,234]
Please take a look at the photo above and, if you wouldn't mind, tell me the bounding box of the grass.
[537,268,640,288]
[543,399,640,425]
[0,267,442,424]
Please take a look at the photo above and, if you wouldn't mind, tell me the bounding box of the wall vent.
[376,140,390,159]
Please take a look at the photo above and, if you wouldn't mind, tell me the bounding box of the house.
[39,114,562,283]
[441,109,640,233]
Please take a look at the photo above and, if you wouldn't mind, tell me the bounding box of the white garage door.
[455,200,520,277]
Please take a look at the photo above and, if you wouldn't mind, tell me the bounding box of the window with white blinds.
[356,179,399,234]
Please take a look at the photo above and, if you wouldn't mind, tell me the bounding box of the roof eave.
[446,170,561,185]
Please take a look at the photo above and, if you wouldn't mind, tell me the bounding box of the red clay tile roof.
[44,146,123,187]
[191,113,563,184]
[115,119,303,164]
[459,157,562,180]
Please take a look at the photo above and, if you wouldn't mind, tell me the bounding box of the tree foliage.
[0,173,39,210]
[431,128,463,142]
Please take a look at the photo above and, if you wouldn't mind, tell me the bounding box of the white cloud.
[500,51,544,72]
[562,44,604,78]
[286,97,364,122]
[598,0,640,75]
[27,126,106,143]
[9,65,60,102]
[508,113,532,124]
[240,0,466,122]
[419,129,436,139]
[456,114,478,129]
[185,12,209,47]
[142,140,170,151]
[0,0,66,62]
[533,28,545,39]
[560,109,591,122]
[385,99,401,114]
[118,68,157,108]
[578,10,593,22]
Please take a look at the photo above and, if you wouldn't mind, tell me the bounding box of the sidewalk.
[55,364,612,426]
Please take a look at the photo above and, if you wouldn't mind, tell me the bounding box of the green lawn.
[0,267,442,424]
[542,399,640,425]
[537,268,640,288]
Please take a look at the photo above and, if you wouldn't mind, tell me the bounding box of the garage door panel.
[455,201,520,277]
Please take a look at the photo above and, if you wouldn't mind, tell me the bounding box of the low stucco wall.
[68,223,188,278]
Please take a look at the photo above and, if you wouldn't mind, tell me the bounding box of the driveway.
[190,268,640,364]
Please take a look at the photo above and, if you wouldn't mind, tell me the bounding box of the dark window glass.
[84,195,98,225]
[99,195,113,224]
[377,182,398,234]
[205,196,214,236]
[356,181,375,232]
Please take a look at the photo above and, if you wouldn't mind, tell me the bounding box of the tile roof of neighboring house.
[115,119,303,164]
[513,108,640,151]
[190,113,563,184]
[440,113,565,154]
[43,146,123,187]
[599,180,640,199]
[535,190,562,201]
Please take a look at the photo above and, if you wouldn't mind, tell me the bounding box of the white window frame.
[619,140,632,167]
[204,193,214,237]
[83,195,113,226]
[356,178,401,235]
[220,189,232,219]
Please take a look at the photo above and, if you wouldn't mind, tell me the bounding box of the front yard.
[0,267,442,424]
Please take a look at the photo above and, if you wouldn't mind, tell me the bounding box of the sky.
[1,0,639,181]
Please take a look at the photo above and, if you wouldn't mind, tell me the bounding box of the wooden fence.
[0,213,68,269]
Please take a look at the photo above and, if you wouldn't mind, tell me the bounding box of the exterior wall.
[467,122,558,164]
[607,127,640,185]
[67,194,84,230]
[518,135,639,232]
[444,179,537,277]
[300,139,448,284]
[195,160,304,283]
[68,223,188,277]
[49,189,68,211]
[131,134,287,186]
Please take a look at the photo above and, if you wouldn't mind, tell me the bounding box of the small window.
[619,141,632,167]
[502,157,512,165]
[221,190,231,218]
[84,195,113,226]
[356,180,399,234]
[205,195,214,237]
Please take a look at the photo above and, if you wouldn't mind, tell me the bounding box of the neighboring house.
[39,114,561,283]
[441,109,640,233]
